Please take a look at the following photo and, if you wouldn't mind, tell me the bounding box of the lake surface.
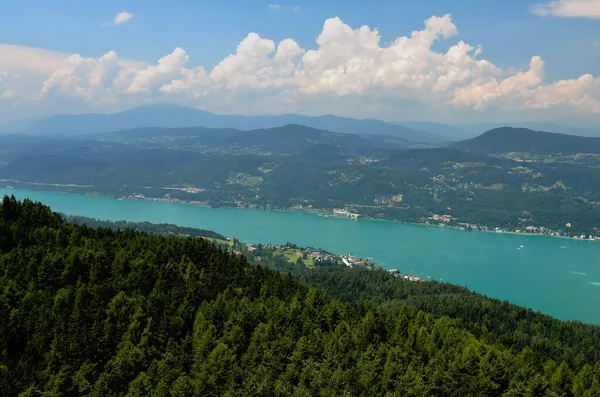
[3,188,600,324]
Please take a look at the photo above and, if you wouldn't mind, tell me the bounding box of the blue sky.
[0,0,599,125]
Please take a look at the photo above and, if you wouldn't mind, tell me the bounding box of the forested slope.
[453,127,600,155]
[291,268,600,369]
[1,196,599,396]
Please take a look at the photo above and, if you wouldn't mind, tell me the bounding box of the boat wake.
[569,271,587,276]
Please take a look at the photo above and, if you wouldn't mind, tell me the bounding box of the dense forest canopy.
[1,196,600,396]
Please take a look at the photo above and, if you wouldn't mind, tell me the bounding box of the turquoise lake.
[3,188,600,324]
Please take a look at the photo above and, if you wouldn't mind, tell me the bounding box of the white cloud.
[125,48,190,93]
[209,33,304,91]
[296,15,464,97]
[532,0,600,18]
[451,57,600,114]
[160,66,209,97]
[294,6,300,12]
[1,14,600,122]
[40,51,144,102]
[114,11,135,24]
[268,4,281,10]
[451,56,545,109]
[522,74,600,113]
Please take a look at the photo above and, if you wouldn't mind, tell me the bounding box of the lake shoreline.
[2,183,598,243]
[3,186,600,324]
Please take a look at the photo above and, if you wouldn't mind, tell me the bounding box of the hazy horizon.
[2,103,600,136]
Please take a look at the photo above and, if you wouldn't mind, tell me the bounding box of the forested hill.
[65,215,227,240]
[2,196,600,396]
[453,127,600,154]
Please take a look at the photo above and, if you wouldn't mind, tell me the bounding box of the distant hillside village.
[426,213,600,240]
[238,242,373,269]
[220,239,426,282]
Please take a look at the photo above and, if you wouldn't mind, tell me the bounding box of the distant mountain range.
[8,104,447,143]
[453,127,600,155]
[2,103,598,143]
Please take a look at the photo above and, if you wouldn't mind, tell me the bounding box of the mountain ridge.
[5,104,598,142]
[453,127,600,155]
[458,122,600,138]
[17,103,445,143]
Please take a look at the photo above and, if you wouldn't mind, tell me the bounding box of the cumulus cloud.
[532,0,600,19]
[1,14,600,120]
[209,33,304,91]
[40,51,142,102]
[451,56,545,109]
[160,66,209,97]
[521,74,600,113]
[451,56,600,114]
[296,15,464,97]
[114,11,135,25]
[125,48,190,93]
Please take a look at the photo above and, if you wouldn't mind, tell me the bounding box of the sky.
[0,0,599,126]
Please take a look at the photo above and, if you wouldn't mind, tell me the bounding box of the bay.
[3,188,600,324]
